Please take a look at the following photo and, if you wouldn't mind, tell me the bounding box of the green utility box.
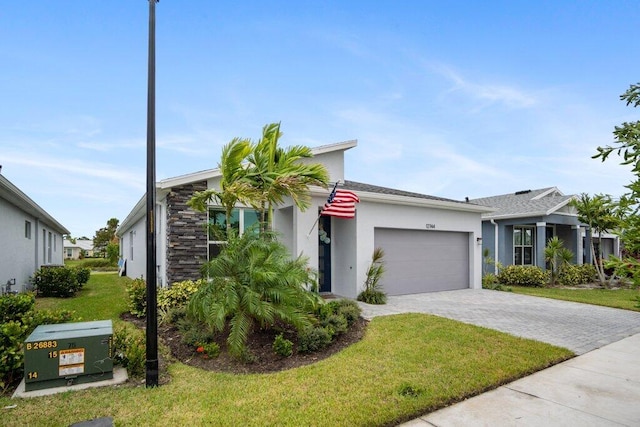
[24,320,113,391]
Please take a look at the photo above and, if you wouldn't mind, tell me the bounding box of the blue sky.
[1,1,638,238]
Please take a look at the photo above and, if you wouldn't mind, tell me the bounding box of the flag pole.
[307,181,340,237]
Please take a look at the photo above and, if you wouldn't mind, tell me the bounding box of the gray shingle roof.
[469,187,575,218]
[342,180,468,204]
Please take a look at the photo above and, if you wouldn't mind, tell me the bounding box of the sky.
[1,1,639,239]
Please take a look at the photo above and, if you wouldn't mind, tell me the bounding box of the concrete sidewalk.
[401,332,640,426]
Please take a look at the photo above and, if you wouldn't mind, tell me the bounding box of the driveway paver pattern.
[358,289,640,354]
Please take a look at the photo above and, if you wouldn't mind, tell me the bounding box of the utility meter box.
[24,320,113,391]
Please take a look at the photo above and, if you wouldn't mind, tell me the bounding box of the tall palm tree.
[188,137,257,237]
[246,123,330,232]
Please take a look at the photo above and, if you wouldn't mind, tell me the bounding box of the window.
[47,232,52,263]
[130,231,134,261]
[43,229,46,262]
[25,221,31,239]
[207,207,259,260]
[513,226,534,265]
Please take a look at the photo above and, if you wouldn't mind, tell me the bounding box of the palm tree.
[188,231,320,359]
[188,137,257,238]
[246,123,330,232]
[570,193,619,286]
[544,236,573,286]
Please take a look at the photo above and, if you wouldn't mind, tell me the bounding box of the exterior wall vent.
[514,190,531,195]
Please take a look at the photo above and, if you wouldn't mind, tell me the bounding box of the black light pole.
[145,0,159,388]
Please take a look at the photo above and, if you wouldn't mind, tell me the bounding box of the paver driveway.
[358,289,640,354]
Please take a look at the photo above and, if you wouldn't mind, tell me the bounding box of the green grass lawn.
[1,274,573,426]
[510,286,640,312]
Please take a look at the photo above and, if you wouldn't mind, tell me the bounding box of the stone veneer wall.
[166,181,208,285]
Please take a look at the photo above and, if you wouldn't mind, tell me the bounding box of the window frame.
[207,207,260,260]
[513,226,535,266]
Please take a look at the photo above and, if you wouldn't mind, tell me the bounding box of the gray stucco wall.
[0,198,64,290]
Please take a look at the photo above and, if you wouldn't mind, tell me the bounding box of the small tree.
[544,237,573,286]
[93,218,119,258]
[570,194,618,286]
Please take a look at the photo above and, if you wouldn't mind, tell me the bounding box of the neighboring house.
[0,173,70,292]
[117,141,491,297]
[471,187,621,273]
[63,238,95,259]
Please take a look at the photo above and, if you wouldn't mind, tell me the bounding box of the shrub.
[126,278,147,318]
[336,301,361,327]
[497,265,548,287]
[482,273,499,288]
[298,326,332,353]
[357,248,387,304]
[0,293,35,323]
[272,333,293,357]
[0,305,78,390]
[158,279,204,311]
[0,321,29,390]
[112,322,146,378]
[320,314,348,338]
[178,317,216,347]
[74,267,91,286]
[196,342,221,359]
[31,266,80,297]
[578,264,598,284]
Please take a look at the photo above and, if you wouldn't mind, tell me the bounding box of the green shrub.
[298,326,332,353]
[0,320,29,390]
[79,259,117,270]
[557,264,582,287]
[74,267,91,286]
[0,293,35,323]
[196,342,221,358]
[158,279,204,311]
[497,265,548,287]
[482,273,499,288]
[578,264,598,284]
[112,322,146,378]
[357,289,387,304]
[272,333,293,357]
[31,266,80,297]
[336,301,361,327]
[321,313,348,338]
[357,247,387,304]
[178,317,216,347]
[126,278,147,318]
[0,306,78,390]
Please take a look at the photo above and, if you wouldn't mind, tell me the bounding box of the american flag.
[321,187,359,219]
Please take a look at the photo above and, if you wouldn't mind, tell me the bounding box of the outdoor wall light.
[476,237,483,245]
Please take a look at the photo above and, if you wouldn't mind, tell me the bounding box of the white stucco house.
[0,173,70,292]
[116,141,492,297]
[63,237,95,260]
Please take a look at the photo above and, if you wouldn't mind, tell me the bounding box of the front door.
[318,215,331,293]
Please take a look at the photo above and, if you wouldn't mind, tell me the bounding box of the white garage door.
[374,228,470,295]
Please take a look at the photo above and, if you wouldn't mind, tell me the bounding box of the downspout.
[491,219,498,274]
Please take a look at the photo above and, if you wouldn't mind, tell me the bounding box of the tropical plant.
[245,122,330,232]
[544,237,573,286]
[357,247,387,304]
[188,137,256,238]
[189,123,330,235]
[570,193,619,286]
[188,231,320,359]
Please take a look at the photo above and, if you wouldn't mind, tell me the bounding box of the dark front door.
[318,215,331,293]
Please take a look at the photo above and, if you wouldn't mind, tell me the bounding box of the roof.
[63,238,94,251]
[328,180,493,213]
[469,187,576,219]
[0,174,70,235]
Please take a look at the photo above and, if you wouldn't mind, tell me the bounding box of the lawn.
[1,273,573,426]
[510,286,640,312]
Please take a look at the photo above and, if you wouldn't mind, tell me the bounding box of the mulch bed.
[120,313,368,375]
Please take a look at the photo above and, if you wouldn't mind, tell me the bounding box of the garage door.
[374,228,470,295]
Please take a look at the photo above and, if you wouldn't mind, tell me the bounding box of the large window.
[25,221,31,239]
[513,226,534,265]
[208,207,259,260]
